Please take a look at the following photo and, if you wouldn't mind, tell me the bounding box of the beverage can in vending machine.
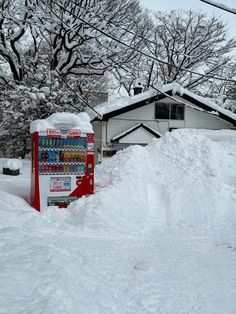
[41,137,45,148]
[55,151,59,163]
[59,151,62,162]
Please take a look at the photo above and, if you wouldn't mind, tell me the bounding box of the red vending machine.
[30,113,94,212]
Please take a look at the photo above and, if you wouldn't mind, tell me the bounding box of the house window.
[171,104,184,120]
[155,103,184,120]
[155,103,170,119]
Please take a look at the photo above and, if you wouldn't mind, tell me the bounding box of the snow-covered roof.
[167,83,236,123]
[89,89,157,120]
[90,83,236,126]
[111,123,162,142]
[30,112,93,133]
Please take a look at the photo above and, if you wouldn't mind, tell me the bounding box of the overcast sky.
[139,0,236,37]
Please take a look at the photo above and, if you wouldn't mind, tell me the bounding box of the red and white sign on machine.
[30,112,94,211]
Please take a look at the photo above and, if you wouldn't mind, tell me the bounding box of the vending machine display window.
[38,136,87,175]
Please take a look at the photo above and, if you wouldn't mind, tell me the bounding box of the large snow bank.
[67,129,236,236]
[1,132,236,314]
[30,112,93,133]
[189,129,236,141]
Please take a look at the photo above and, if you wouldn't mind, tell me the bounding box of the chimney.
[133,79,144,95]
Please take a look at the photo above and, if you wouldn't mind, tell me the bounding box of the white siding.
[91,121,103,163]
[115,102,154,120]
[185,105,232,129]
[118,127,157,144]
[156,120,184,133]
[106,102,163,143]
[92,121,107,146]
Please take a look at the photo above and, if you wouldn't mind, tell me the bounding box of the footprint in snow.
[133,261,150,272]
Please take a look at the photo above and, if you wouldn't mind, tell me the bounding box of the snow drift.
[66,129,236,236]
[1,129,236,314]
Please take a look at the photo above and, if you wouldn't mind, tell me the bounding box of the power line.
[68,0,236,72]
[200,0,236,15]
[54,69,103,119]
[150,84,187,106]
[44,0,236,84]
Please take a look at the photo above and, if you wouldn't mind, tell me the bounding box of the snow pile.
[167,82,184,96]
[189,129,236,141]
[30,112,93,133]
[0,131,236,314]
[4,159,22,170]
[67,129,236,236]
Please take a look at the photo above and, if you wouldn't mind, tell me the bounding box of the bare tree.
[108,8,154,95]
[108,10,236,96]
[144,10,236,92]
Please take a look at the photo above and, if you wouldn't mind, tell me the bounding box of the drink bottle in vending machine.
[30,113,94,212]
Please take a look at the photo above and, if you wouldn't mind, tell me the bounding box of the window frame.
[155,102,185,121]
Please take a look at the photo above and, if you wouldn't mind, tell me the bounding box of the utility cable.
[66,0,236,72]
[200,0,236,15]
[54,69,103,119]
[44,0,236,84]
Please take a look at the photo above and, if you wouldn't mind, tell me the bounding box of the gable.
[101,94,158,121]
[90,89,157,121]
[111,123,161,145]
[118,128,156,144]
[181,93,236,126]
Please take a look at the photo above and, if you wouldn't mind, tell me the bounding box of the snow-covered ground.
[0,129,236,314]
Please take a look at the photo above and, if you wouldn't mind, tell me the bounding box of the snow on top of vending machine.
[30,112,93,133]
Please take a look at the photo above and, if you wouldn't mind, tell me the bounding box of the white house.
[90,83,236,162]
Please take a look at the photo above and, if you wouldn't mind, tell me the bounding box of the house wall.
[106,98,187,143]
[106,103,161,144]
[185,105,232,129]
[171,95,232,129]
[92,121,106,163]
[95,95,233,153]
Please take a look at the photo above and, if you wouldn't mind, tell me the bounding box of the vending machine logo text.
[68,129,80,138]
[47,129,61,137]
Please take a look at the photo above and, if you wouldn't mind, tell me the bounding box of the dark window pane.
[171,104,184,120]
[155,103,170,119]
